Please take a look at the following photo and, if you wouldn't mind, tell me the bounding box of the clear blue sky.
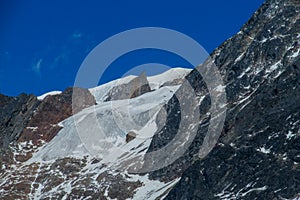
[0,0,264,96]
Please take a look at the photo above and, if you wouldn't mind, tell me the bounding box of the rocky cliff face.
[0,87,96,164]
[0,94,39,149]
[165,0,300,199]
[0,93,40,165]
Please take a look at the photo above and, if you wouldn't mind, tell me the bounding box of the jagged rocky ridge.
[165,0,300,199]
[0,0,299,199]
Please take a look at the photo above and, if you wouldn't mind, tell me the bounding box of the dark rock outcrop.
[0,93,39,149]
[0,93,40,165]
[16,87,96,162]
[0,87,96,163]
[126,131,137,143]
[71,87,97,114]
[18,87,96,144]
[104,73,151,101]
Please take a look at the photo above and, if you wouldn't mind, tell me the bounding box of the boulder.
[126,131,137,143]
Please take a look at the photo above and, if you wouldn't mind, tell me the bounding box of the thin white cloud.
[32,58,42,74]
[72,32,82,39]
[49,53,66,69]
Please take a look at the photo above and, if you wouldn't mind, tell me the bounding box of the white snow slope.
[24,68,191,199]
